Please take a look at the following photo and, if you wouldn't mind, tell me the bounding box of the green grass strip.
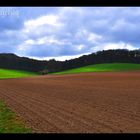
[52,63,140,74]
[0,68,38,79]
[0,101,32,133]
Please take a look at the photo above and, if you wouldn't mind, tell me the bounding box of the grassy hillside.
[0,68,38,79]
[53,63,140,74]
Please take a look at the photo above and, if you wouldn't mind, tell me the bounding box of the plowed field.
[0,72,140,133]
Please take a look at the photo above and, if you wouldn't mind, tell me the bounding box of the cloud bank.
[0,7,139,60]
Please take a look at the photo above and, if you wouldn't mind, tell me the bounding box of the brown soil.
[0,72,140,133]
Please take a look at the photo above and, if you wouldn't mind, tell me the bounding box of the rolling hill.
[52,63,140,74]
[0,49,140,74]
[0,68,38,79]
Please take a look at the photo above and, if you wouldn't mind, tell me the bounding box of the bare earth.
[0,72,140,133]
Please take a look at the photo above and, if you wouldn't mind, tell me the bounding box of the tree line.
[0,49,140,73]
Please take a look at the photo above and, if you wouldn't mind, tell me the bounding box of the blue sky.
[0,7,140,61]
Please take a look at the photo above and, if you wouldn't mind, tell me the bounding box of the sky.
[0,7,140,61]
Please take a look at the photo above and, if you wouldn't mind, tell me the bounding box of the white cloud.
[89,42,138,53]
[87,32,102,43]
[23,14,64,37]
[29,52,91,61]
[24,14,62,29]
[19,35,70,47]
[111,18,135,31]
[77,44,85,51]
[75,29,102,44]
[37,36,68,45]
[102,42,138,51]
[25,39,35,45]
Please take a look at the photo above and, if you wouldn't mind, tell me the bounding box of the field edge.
[0,100,32,133]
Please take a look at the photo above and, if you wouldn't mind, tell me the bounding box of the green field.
[0,69,38,79]
[53,63,140,74]
[0,101,32,133]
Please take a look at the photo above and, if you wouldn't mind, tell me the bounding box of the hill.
[0,49,140,73]
[0,53,48,72]
[53,63,140,74]
[0,68,38,79]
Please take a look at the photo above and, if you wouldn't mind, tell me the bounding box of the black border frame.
[0,0,140,6]
[0,0,140,138]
